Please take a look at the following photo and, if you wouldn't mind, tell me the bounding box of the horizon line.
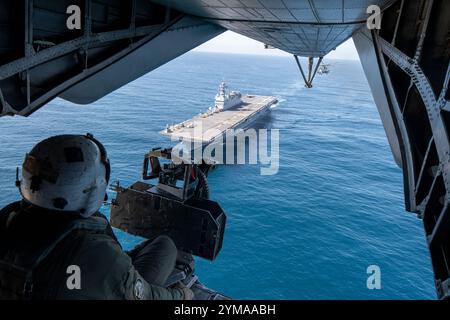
[191,50,360,61]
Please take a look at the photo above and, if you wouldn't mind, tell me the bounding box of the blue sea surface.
[0,52,436,299]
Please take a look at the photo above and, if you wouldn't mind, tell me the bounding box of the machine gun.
[110,147,226,261]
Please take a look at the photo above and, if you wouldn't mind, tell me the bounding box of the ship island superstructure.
[161,82,278,144]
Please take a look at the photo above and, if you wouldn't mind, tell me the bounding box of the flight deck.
[160,93,278,144]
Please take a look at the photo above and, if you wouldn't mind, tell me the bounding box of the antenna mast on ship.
[218,81,226,96]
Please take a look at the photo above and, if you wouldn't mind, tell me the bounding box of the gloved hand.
[175,282,194,300]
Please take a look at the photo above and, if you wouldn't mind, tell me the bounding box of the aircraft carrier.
[160,82,278,143]
[0,0,449,300]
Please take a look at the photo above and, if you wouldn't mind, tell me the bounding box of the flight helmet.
[18,134,110,217]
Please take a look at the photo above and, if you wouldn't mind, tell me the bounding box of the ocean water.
[0,52,436,299]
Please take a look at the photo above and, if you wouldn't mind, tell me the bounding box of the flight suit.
[0,200,184,300]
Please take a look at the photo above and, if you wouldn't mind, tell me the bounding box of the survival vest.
[0,201,109,300]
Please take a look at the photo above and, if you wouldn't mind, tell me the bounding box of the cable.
[195,166,210,200]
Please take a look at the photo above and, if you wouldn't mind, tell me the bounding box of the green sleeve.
[56,233,184,300]
[97,236,185,300]
[121,263,184,300]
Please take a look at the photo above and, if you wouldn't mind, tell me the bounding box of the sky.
[194,31,360,61]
